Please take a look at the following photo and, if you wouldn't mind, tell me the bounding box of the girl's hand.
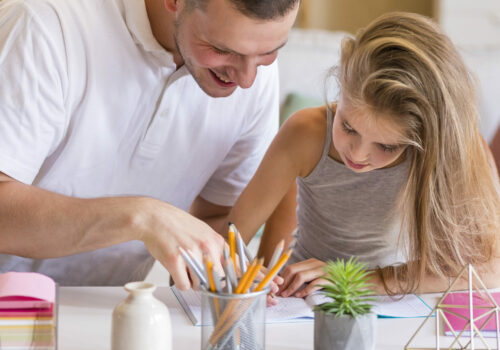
[266,278,281,307]
[278,258,327,298]
[253,265,284,307]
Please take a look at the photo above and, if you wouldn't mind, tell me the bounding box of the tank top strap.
[318,106,334,163]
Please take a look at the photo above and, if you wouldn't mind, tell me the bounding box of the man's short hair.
[186,0,300,20]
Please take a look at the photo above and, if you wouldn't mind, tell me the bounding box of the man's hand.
[137,197,225,291]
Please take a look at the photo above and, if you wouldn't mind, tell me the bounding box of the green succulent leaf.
[313,257,375,318]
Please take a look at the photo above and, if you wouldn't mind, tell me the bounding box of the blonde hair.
[335,12,500,294]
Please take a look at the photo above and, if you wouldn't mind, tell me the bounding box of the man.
[0,0,299,288]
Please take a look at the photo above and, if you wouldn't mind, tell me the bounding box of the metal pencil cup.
[200,288,268,350]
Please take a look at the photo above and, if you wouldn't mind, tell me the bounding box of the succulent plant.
[314,257,375,317]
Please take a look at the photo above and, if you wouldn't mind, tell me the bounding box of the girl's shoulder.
[279,105,331,177]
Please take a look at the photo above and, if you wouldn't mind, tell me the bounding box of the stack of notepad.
[443,291,500,338]
[0,272,57,350]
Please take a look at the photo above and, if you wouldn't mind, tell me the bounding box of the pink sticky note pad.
[0,272,55,309]
[443,291,500,333]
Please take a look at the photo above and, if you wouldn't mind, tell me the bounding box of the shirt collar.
[123,0,176,67]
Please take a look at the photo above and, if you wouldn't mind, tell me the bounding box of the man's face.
[173,0,298,97]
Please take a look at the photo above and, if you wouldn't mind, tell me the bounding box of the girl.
[227,12,500,297]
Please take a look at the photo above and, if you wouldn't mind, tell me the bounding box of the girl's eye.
[379,144,399,153]
[342,122,356,135]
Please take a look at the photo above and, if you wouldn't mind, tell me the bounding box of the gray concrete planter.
[314,310,376,350]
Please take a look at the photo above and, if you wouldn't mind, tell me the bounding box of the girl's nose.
[350,140,370,163]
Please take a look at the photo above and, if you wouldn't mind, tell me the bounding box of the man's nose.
[232,57,258,89]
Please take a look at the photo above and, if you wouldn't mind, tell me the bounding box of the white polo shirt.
[0,0,279,285]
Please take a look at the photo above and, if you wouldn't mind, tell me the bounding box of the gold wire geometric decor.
[405,264,500,350]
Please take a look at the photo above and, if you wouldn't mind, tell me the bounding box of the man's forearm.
[0,180,143,258]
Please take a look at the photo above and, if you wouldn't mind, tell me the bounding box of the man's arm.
[0,172,224,289]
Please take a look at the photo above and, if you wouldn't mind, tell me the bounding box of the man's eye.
[213,47,229,55]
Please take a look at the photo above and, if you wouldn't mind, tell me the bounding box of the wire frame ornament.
[405,264,500,350]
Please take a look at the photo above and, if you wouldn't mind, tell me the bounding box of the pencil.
[234,259,256,294]
[255,249,292,292]
[223,257,237,291]
[228,225,237,273]
[204,255,216,292]
[186,248,206,276]
[204,255,221,319]
[267,239,284,270]
[241,258,263,293]
[212,269,222,293]
[178,247,208,287]
[230,222,252,262]
[236,232,247,275]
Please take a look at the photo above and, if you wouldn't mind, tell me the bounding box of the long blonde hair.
[335,12,500,294]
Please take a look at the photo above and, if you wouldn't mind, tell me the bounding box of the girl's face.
[331,97,409,173]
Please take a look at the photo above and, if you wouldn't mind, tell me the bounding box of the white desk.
[57,287,497,349]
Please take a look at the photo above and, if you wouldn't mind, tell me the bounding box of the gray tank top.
[290,107,408,269]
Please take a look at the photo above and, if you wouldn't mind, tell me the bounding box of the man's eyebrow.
[212,40,288,56]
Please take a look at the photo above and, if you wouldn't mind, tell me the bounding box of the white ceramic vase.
[112,282,172,350]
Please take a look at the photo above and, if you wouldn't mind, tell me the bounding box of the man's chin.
[199,84,238,98]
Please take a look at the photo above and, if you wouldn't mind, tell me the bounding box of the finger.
[280,268,325,297]
[265,280,280,294]
[197,237,225,277]
[187,264,200,289]
[165,252,192,290]
[294,278,327,298]
[278,259,325,294]
[279,259,325,282]
[266,293,279,307]
[273,274,284,285]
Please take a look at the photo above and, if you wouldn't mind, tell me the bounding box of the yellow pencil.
[255,249,292,292]
[204,255,216,292]
[204,255,220,319]
[228,226,237,272]
[234,259,256,294]
[241,258,263,293]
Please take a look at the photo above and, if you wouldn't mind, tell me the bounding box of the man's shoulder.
[0,0,125,27]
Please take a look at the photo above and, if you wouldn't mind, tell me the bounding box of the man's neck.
[144,0,183,66]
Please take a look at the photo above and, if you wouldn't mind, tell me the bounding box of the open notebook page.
[171,286,432,326]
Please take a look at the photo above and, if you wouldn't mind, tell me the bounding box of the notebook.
[0,272,58,349]
[443,291,500,338]
[171,286,433,326]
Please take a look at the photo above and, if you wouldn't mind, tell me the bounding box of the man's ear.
[164,0,179,12]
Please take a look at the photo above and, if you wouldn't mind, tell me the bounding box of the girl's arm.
[370,255,500,295]
[256,182,297,265]
[226,106,328,244]
[278,253,500,298]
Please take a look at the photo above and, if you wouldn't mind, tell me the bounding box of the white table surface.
[57,286,497,350]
